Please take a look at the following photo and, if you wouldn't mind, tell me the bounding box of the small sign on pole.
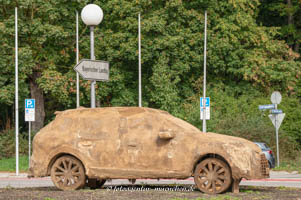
[271,109,283,114]
[25,99,35,168]
[258,104,275,110]
[200,97,210,120]
[271,91,282,104]
[25,99,35,122]
[74,59,110,108]
[269,113,285,131]
[74,59,109,81]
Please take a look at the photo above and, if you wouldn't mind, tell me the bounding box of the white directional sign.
[269,113,285,131]
[258,104,275,110]
[25,99,35,122]
[74,59,109,81]
[200,97,210,120]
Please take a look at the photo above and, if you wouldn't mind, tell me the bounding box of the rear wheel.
[50,155,86,190]
[194,158,232,194]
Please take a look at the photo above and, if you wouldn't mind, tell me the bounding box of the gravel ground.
[0,185,301,200]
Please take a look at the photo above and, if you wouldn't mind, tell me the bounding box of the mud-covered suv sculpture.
[29,107,269,194]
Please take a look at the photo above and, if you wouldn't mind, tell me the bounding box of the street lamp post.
[81,4,103,108]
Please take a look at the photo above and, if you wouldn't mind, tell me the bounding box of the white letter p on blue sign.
[25,99,35,109]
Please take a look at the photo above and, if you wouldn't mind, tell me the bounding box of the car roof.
[55,107,168,116]
[54,107,200,132]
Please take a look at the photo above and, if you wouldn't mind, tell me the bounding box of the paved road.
[1,171,301,189]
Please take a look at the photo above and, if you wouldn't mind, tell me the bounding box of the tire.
[50,155,86,190]
[87,178,106,189]
[194,158,232,194]
[268,161,272,169]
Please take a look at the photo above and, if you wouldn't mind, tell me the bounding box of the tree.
[0,0,300,145]
[258,0,301,53]
[0,0,86,130]
[93,0,300,111]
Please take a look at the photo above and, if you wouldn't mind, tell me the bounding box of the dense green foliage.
[0,129,29,159]
[0,1,300,158]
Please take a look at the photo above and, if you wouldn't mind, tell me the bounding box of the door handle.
[159,131,175,140]
[128,141,137,147]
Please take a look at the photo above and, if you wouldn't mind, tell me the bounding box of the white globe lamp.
[81,4,103,26]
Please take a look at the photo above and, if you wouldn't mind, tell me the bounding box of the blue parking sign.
[25,99,35,109]
[200,97,210,107]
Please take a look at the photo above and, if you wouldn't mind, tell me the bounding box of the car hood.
[196,132,261,153]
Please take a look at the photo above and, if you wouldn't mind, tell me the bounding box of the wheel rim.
[194,158,231,194]
[51,156,85,190]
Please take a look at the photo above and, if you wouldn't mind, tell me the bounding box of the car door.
[116,108,190,178]
[75,109,120,169]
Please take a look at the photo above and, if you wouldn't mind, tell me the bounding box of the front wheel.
[50,155,86,190]
[194,158,232,194]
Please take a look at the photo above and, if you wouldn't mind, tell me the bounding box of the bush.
[0,129,30,159]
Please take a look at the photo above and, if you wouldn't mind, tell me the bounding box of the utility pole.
[76,11,80,108]
[138,13,142,107]
[202,10,207,133]
[15,7,19,176]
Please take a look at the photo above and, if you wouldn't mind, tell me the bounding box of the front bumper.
[260,153,270,178]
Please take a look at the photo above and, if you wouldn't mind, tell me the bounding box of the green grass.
[273,157,301,173]
[0,155,29,172]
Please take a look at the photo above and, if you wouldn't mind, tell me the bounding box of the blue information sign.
[271,109,283,114]
[25,99,35,122]
[258,104,275,110]
[200,97,210,107]
[25,99,35,109]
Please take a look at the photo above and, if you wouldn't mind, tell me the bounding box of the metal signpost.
[138,13,142,107]
[25,99,35,167]
[80,4,107,108]
[200,97,210,120]
[15,7,19,176]
[259,91,285,167]
[269,91,284,167]
[202,10,208,133]
[76,11,80,108]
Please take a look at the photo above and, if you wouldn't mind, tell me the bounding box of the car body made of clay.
[29,107,269,194]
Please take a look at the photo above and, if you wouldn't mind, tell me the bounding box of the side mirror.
[158,131,175,140]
